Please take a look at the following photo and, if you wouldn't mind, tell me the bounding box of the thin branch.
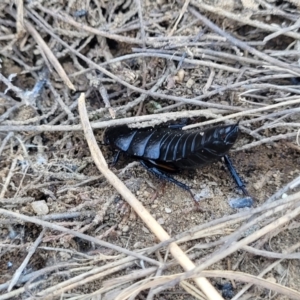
[0,208,160,266]
[8,9,75,90]
[188,4,300,76]
[191,0,300,41]
[0,109,226,132]
[8,228,46,291]
[183,98,300,129]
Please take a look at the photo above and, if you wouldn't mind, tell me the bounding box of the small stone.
[229,197,254,208]
[157,0,165,5]
[253,182,260,190]
[8,227,17,239]
[122,225,129,233]
[165,207,172,213]
[59,252,71,260]
[143,191,150,197]
[176,69,185,82]
[157,218,165,225]
[142,226,150,234]
[152,204,158,208]
[282,193,288,199]
[275,263,285,276]
[31,200,49,215]
[266,276,276,283]
[186,78,194,88]
[133,242,143,248]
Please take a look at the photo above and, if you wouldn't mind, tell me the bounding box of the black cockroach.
[104,123,250,201]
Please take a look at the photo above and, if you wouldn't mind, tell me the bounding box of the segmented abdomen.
[104,124,239,169]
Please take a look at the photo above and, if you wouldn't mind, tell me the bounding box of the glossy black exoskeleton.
[104,123,249,201]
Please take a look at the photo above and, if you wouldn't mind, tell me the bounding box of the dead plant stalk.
[77,93,223,300]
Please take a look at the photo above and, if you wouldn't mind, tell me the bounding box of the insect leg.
[223,155,249,196]
[168,118,189,129]
[140,160,193,194]
[111,150,121,166]
[140,160,204,209]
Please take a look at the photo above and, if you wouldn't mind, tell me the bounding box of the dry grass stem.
[0,208,160,265]
[78,93,223,299]
[7,228,45,291]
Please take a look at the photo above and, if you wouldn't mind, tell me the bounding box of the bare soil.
[1,0,300,299]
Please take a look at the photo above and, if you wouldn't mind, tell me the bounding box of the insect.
[104,123,250,201]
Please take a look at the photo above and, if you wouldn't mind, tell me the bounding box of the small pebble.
[143,191,150,197]
[31,200,49,215]
[36,154,47,165]
[133,242,143,248]
[275,263,285,276]
[157,218,165,225]
[229,197,253,208]
[74,9,88,18]
[266,276,276,283]
[59,252,71,260]
[122,225,129,233]
[165,207,172,213]
[186,78,194,88]
[142,226,150,234]
[177,69,185,82]
[282,193,288,199]
[8,225,17,239]
[194,186,211,202]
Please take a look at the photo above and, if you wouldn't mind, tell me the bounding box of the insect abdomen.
[104,124,239,168]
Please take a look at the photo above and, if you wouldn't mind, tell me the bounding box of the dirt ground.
[1,0,300,299]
